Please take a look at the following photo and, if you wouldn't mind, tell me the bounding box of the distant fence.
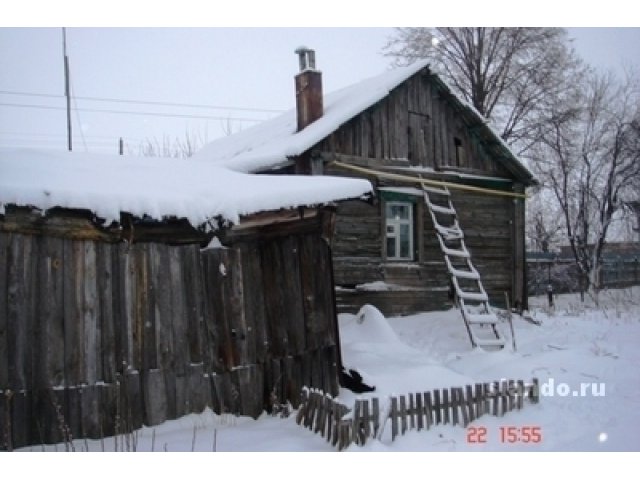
[528,254,640,296]
[296,378,540,450]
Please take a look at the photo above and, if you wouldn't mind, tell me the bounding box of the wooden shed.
[0,148,371,450]
[195,54,537,321]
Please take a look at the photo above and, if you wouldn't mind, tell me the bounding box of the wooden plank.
[97,242,116,385]
[227,247,249,367]
[187,363,207,414]
[508,380,516,412]
[475,383,484,417]
[424,391,433,429]
[81,384,101,439]
[183,245,205,365]
[415,393,424,431]
[433,389,441,424]
[442,388,450,425]
[63,240,87,388]
[237,364,263,419]
[399,395,407,435]
[459,388,469,427]
[38,236,65,389]
[7,234,31,394]
[0,233,9,392]
[390,397,398,441]
[143,369,167,426]
[281,236,306,355]
[83,241,100,385]
[408,393,416,430]
[239,243,267,364]
[466,385,476,422]
[451,387,459,426]
[517,380,525,410]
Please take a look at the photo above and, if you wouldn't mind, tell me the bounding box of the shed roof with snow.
[0,148,372,229]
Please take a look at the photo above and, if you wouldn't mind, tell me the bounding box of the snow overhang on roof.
[191,61,430,173]
[193,60,537,187]
[0,148,372,230]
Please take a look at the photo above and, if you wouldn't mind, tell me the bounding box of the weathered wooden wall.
[0,211,340,450]
[312,69,527,316]
[329,186,519,317]
[316,72,512,177]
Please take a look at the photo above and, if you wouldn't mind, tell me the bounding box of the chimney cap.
[295,46,317,72]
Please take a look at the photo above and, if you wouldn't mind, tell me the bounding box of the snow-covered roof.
[192,61,430,173]
[0,148,372,229]
[192,61,536,186]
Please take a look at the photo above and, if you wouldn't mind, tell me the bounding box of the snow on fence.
[296,378,540,450]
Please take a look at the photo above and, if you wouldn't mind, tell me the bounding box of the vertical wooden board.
[227,247,250,367]
[200,251,226,373]
[390,397,398,441]
[99,383,117,439]
[0,233,9,391]
[183,245,205,365]
[6,234,29,392]
[259,241,288,357]
[187,363,207,414]
[466,385,476,422]
[238,364,263,418]
[10,391,31,449]
[169,246,189,376]
[399,395,407,434]
[134,244,155,374]
[267,358,283,412]
[124,370,143,431]
[97,242,116,385]
[281,236,306,356]
[315,237,338,348]
[433,389,441,424]
[239,243,267,364]
[442,389,450,425]
[81,384,101,439]
[297,234,317,351]
[158,245,178,419]
[424,391,433,429]
[63,240,87,387]
[116,243,134,371]
[142,369,167,427]
[64,386,83,443]
[310,348,323,391]
[83,241,100,385]
[174,374,188,418]
[37,236,65,389]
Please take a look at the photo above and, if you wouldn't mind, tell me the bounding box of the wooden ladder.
[422,183,505,350]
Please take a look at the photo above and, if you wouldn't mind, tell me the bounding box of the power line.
[0,102,266,122]
[0,89,285,114]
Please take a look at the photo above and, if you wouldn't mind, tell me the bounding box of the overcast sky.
[1,24,638,155]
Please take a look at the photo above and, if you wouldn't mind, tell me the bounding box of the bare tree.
[137,130,209,159]
[531,69,640,300]
[383,27,584,155]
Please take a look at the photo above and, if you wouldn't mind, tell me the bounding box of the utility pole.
[63,28,72,151]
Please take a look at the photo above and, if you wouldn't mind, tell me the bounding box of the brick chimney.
[295,47,323,132]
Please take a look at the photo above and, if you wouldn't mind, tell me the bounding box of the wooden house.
[0,148,371,449]
[194,50,537,318]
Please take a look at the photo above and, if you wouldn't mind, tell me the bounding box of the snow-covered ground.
[14,288,640,464]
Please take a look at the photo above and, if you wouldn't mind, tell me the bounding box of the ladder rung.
[422,185,450,196]
[428,204,456,215]
[435,224,464,240]
[443,246,470,258]
[471,335,506,348]
[449,266,479,280]
[456,290,488,302]
[466,313,498,325]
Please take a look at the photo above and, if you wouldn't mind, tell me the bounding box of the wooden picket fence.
[296,378,540,450]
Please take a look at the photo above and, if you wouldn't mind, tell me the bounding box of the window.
[385,202,414,261]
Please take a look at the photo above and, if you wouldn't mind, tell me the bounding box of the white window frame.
[385,201,414,261]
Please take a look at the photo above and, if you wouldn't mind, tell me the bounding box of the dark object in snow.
[340,368,375,393]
